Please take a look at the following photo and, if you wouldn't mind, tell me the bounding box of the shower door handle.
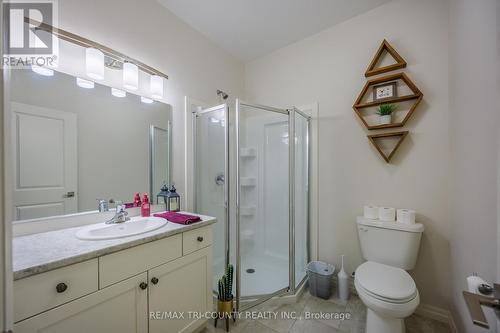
[215,173,225,185]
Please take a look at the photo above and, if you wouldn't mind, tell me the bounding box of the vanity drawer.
[183,226,213,255]
[99,234,182,288]
[14,259,98,322]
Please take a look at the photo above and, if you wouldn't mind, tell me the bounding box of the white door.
[11,102,77,220]
[148,247,212,333]
[14,273,148,333]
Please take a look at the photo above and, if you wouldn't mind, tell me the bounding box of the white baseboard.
[415,303,457,333]
[448,317,459,333]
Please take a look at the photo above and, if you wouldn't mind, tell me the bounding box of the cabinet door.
[14,272,148,333]
[149,246,213,333]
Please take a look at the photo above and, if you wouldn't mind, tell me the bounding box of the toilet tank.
[356,217,424,270]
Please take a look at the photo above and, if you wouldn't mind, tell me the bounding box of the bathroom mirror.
[8,69,172,221]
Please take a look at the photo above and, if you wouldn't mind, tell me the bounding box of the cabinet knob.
[151,277,159,285]
[197,236,204,242]
[56,282,68,293]
[139,282,148,290]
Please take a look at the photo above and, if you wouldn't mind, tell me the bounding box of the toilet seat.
[355,261,417,303]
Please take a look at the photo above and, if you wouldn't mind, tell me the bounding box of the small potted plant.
[215,264,235,331]
[376,103,397,125]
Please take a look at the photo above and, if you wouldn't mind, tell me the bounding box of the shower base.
[213,253,307,299]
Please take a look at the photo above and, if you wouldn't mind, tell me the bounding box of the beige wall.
[449,0,498,332]
[245,0,451,309]
[57,0,245,203]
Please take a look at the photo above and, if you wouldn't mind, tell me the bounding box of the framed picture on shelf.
[372,82,397,101]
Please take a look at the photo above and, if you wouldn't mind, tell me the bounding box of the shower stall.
[193,100,310,310]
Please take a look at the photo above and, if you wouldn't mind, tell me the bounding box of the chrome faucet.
[97,199,109,212]
[105,201,130,224]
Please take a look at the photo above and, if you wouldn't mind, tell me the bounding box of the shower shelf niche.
[240,177,257,187]
[240,147,257,158]
[240,206,256,216]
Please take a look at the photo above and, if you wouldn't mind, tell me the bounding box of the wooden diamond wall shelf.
[368,131,409,163]
[365,39,407,77]
[353,72,423,130]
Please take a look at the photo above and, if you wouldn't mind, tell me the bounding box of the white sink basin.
[76,216,167,240]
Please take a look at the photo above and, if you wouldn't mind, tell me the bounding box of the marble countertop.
[13,212,216,280]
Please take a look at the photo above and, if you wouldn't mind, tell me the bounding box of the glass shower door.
[294,109,310,289]
[236,100,290,310]
[194,105,229,292]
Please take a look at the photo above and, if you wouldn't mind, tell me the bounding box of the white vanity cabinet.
[149,246,212,333]
[14,225,213,333]
[14,272,149,333]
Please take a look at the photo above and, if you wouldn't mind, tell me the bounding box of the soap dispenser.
[338,254,349,301]
[141,193,150,217]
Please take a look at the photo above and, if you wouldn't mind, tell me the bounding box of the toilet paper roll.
[363,205,379,219]
[467,275,489,294]
[397,209,416,224]
[378,207,396,221]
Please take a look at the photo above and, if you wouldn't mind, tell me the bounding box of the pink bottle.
[133,192,142,207]
[141,193,150,217]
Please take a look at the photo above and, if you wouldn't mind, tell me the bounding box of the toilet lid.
[355,261,417,302]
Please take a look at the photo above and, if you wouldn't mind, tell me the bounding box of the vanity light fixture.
[150,75,163,99]
[31,65,54,76]
[111,88,126,97]
[123,62,139,90]
[24,18,170,94]
[85,48,104,80]
[141,96,154,104]
[76,77,94,89]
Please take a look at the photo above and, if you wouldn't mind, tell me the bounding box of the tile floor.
[201,290,452,333]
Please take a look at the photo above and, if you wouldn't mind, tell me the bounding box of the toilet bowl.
[355,217,424,333]
[355,261,419,333]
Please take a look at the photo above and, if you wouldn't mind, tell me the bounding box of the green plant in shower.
[218,264,234,301]
[376,103,397,116]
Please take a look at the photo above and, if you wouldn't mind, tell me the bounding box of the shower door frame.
[191,101,311,311]
[192,104,231,271]
[292,107,311,294]
[235,100,311,311]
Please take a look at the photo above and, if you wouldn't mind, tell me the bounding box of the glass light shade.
[141,96,154,104]
[111,88,126,97]
[31,65,54,76]
[150,75,163,99]
[123,62,138,90]
[85,48,104,80]
[76,77,94,89]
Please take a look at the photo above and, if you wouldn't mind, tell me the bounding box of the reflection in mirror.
[9,69,172,221]
[150,125,171,202]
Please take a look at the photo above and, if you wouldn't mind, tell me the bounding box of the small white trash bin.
[307,261,335,299]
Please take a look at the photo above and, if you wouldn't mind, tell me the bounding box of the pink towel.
[153,211,202,225]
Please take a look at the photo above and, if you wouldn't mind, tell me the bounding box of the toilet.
[354,216,424,333]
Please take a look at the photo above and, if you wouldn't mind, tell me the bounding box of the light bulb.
[76,77,94,89]
[141,96,154,104]
[32,65,54,76]
[111,88,126,97]
[85,48,104,80]
[123,62,138,90]
[150,75,163,99]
